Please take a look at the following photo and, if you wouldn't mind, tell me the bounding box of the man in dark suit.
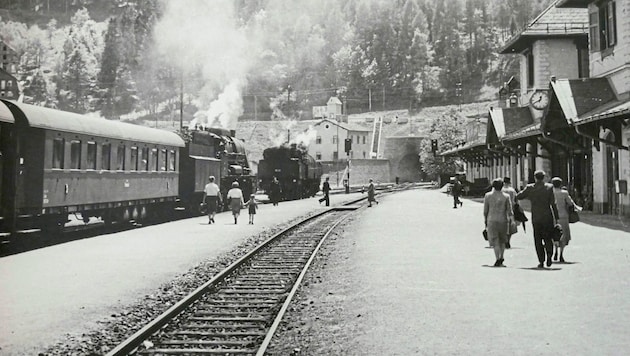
[516,170,559,268]
[319,177,331,206]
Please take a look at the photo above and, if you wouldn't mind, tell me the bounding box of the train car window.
[168,149,176,171]
[151,148,158,171]
[140,147,149,171]
[87,141,97,170]
[70,140,81,169]
[102,143,111,170]
[130,147,138,171]
[116,145,125,170]
[52,138,64,169]
[160,148,167,171]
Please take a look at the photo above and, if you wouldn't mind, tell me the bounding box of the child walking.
[245,194,258,224]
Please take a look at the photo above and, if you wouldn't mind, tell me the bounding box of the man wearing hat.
[516,170,559,268]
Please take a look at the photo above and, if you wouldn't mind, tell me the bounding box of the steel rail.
[107,206,345,356]
[255,210,354,355]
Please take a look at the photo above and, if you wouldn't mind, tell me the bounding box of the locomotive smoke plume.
[154,0,253,130]
[269,121,317,148]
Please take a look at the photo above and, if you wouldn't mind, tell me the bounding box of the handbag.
[551,224,563,242]
[509,220,518,235]
[482,229,488,241]
[567,203,580,223]
[199,202,208,215]
[513,202,528,232]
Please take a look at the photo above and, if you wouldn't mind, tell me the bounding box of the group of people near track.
[202,176,258,225]
[202,174,380,225]
[480,170,581,268]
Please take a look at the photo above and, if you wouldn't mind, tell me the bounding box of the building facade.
[443,0,630,216]
[309,118,371,162]
[0,39,19,74]
[0,68,19,99]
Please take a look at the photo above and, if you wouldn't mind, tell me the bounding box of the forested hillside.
[0,0,555,125]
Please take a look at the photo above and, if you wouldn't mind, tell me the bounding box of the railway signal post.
[344,138,352,194]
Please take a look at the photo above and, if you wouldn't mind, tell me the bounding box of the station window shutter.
[589,7,599,52]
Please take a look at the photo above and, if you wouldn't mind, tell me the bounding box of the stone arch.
[395,153,424,182]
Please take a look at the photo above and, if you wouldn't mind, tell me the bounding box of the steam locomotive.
[258,144,323,201]
[0,99,254,241]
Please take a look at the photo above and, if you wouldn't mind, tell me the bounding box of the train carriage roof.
[0,99,184,147]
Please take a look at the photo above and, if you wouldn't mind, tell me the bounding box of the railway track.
[107,205,359,356]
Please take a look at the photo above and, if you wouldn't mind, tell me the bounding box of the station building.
[443,0,630,217]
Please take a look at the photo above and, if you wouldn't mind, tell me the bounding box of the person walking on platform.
[551,177,580,262]
[516,170,559,268]
[319,177,331,206]
[203,176,222,224]
[484,178,514,267]
[502,177,517,248]
[452,175,463,208]
[367,178,378,207]
[244,194,258,225]
[227,181,245,224]
[269,177,281,206]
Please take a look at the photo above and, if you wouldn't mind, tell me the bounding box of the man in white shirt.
[203,176,221,224]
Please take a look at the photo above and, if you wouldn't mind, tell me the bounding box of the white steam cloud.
[154,0,253,129]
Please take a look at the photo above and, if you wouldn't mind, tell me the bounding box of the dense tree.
[1,0,557,117]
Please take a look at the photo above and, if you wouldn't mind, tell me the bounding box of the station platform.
[0,193,364,355]
[269,188,630,355]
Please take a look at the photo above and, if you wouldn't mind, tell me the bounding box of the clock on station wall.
[529,90,549,110]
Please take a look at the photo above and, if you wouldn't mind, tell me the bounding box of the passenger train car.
[258,144,323,201]
[0,99,254,242]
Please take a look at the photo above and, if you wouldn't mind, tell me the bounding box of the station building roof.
[0,99,185,147]
[499,0,588,54]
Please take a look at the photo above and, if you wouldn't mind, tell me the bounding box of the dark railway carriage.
[258,144,323,201]
[0,99,184,235]
[178,127,255,212]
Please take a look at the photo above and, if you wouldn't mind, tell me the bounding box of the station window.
[87,141,97,169]
[130,147,138,171]
[151,148,159,171]
[363,136,366,144]
[1,80,5,89]
[102,143,111,170]
[316,152,322,160]
[316,136,322,144]
[116,145,125,170]
[333,151,338,160]
[70,140,81,169]
[168,150,176,171]
[160,148,167,171]
[7,81,11,87]
[140,147,149,171]
[7,91,12,97]
[333,135,338,144]
[52,138,64,169]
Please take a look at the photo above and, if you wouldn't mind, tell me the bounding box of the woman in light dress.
[551,177,581,262]
[226,181,245,224]
[483,178,514,267]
